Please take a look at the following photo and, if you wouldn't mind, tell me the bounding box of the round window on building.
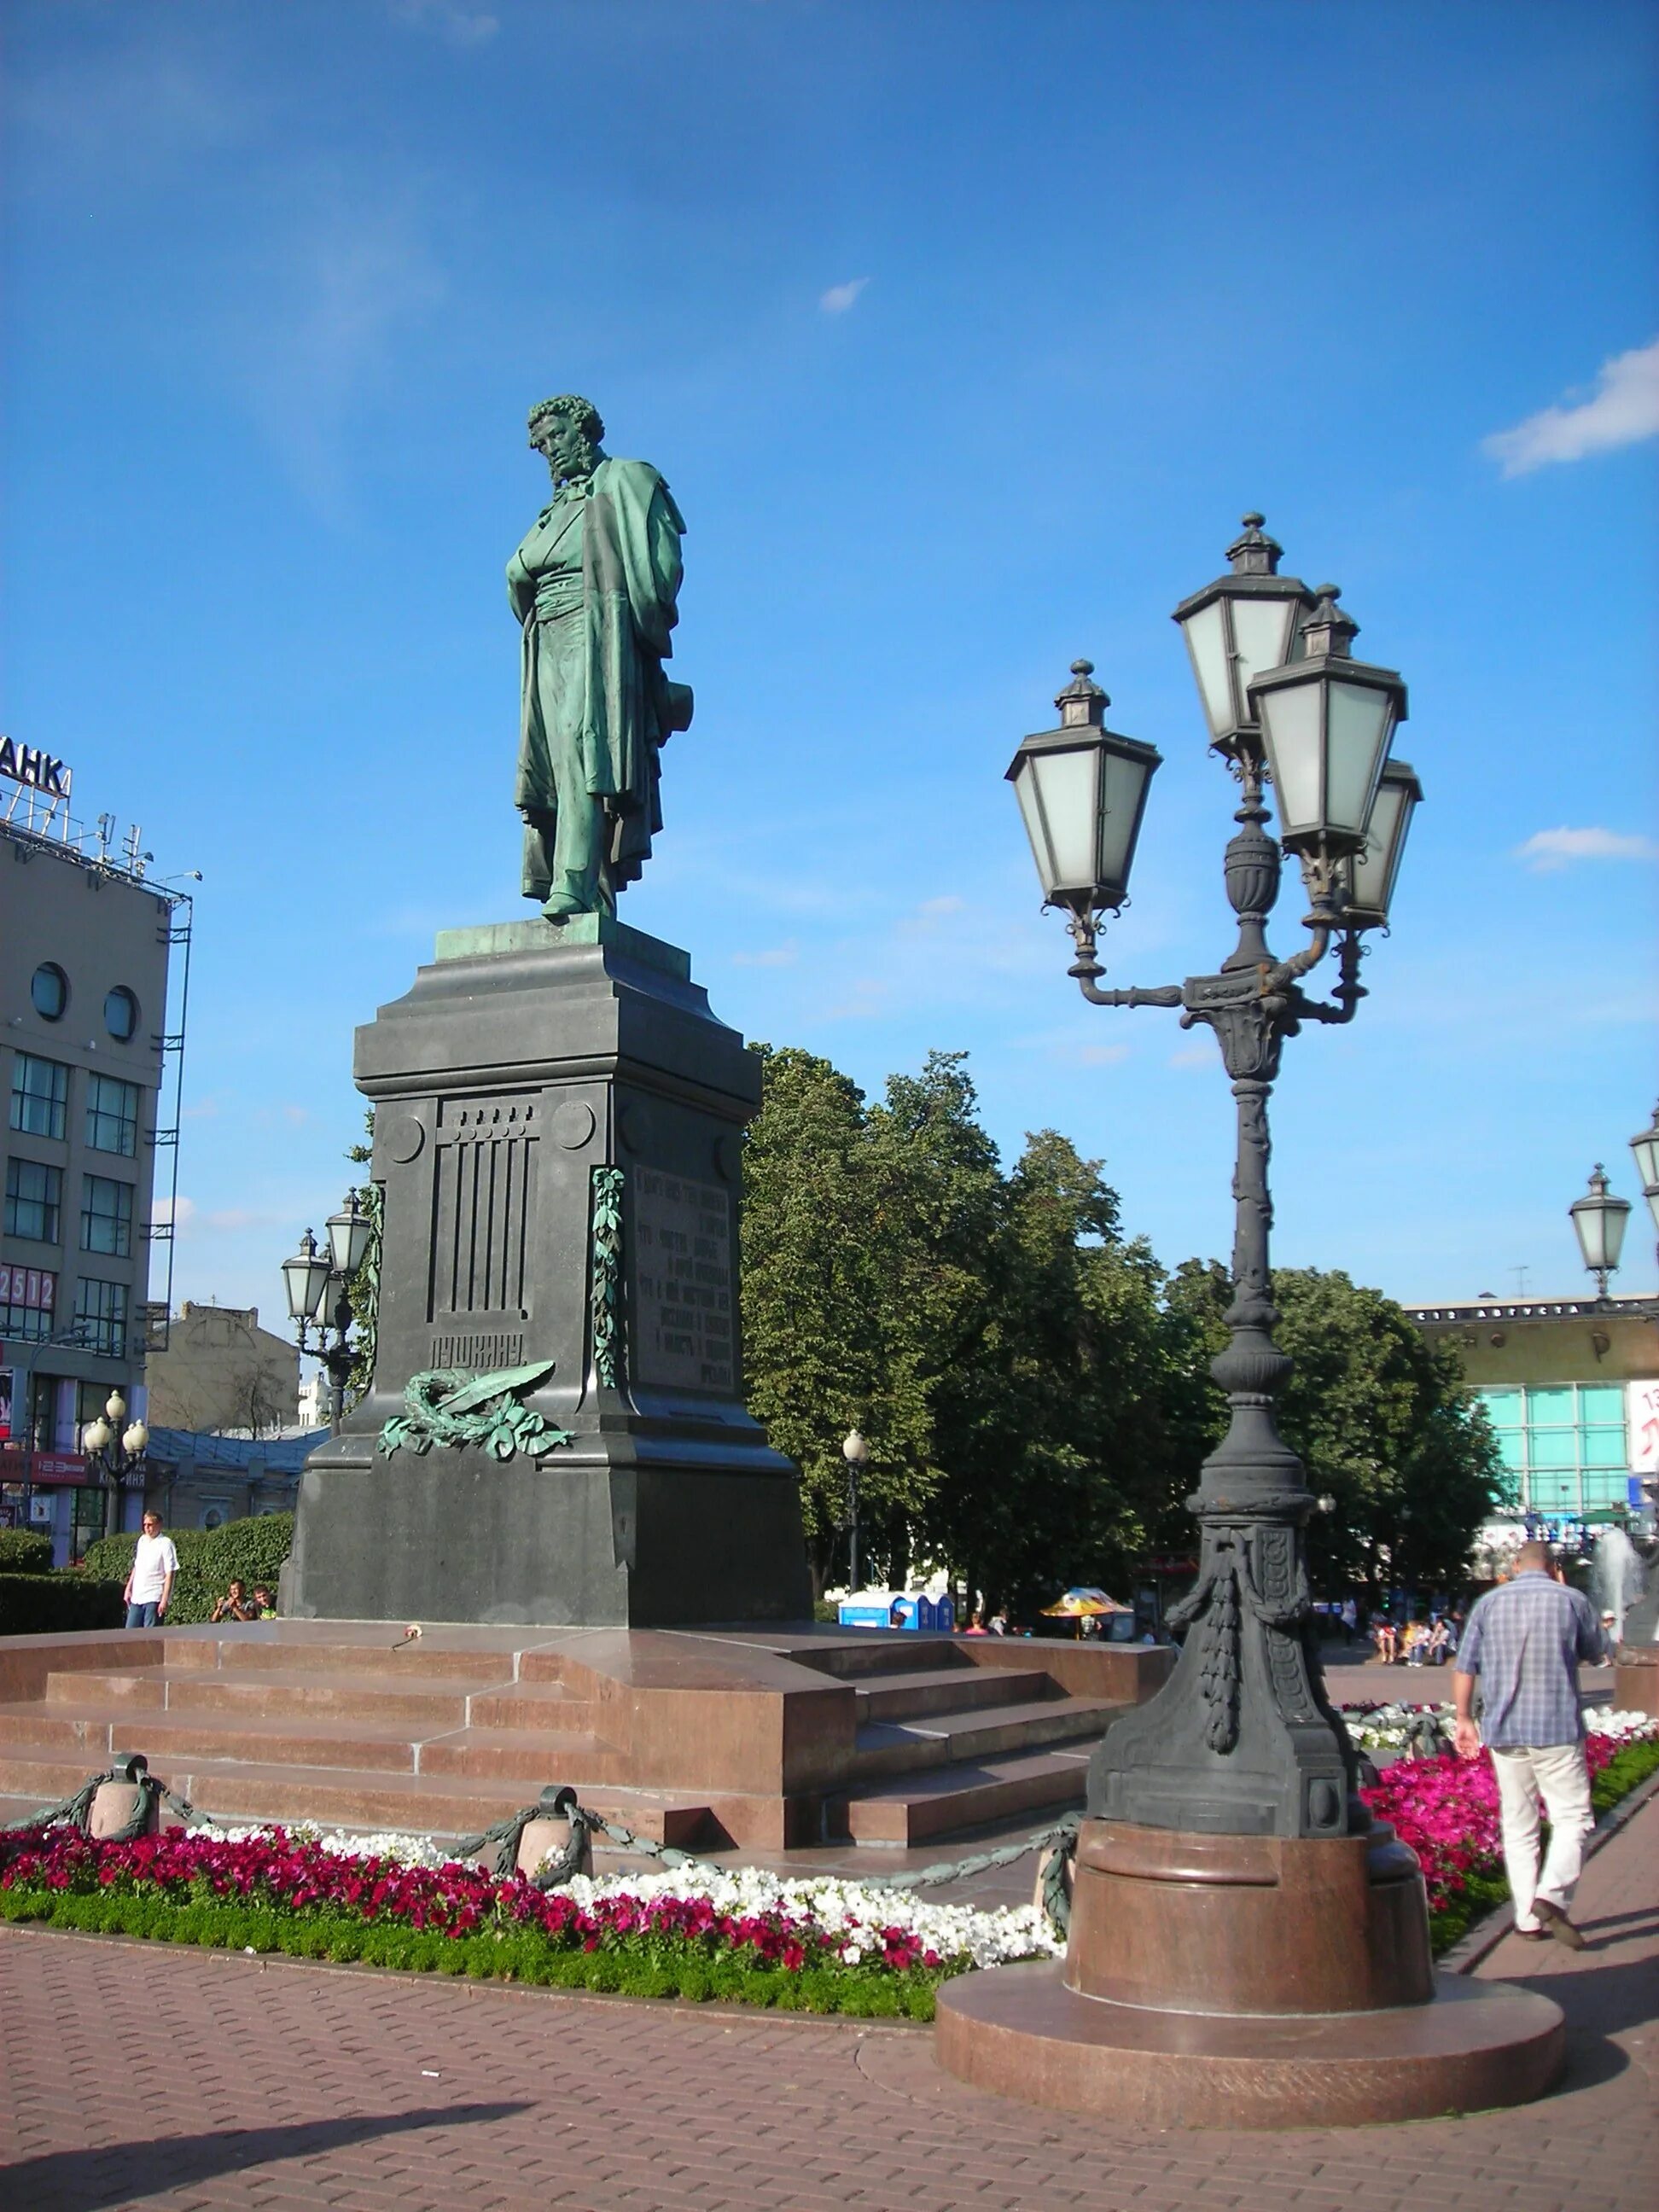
[104,987,139,1041]
[31,963,68,1021]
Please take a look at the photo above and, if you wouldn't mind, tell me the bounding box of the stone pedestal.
[1614,1643,1659,1718]
[936,1813,1565,2128]
[285,917,810,1627]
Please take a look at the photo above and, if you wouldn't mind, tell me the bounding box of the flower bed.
[1342,1700,1655,1756]
[3,1715,1654,2000]
[0,1821,1057,2021]
[1357,1723,1659,1952]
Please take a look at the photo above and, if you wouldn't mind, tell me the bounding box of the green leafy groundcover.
[0,1825,951,2021]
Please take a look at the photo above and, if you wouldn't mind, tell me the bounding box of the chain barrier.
[3,1767,1081,1936]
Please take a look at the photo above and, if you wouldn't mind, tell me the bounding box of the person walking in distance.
[1452,1539,1606,1948]
[123,1511,178,1629]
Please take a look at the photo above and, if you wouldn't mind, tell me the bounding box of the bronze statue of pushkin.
[508,395,692,919]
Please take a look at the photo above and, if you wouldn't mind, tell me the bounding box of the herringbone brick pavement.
[1,1792,1653,2212]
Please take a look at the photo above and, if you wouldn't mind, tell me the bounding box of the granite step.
[853,1666,1055,1723]
[785,1636,970,1681]
[153,1632,553,1682]
[842,1744,1093,1845]
[150,1670,509,1728]
[416,1726,632,1787]
[464,1681,610,1733]
[849,1696,1115,1781]
[44,1670,168,1708]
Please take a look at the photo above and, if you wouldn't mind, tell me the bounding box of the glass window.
[9,1054,68,1141]
[103,987,139,1042]
[73,1278,128,1359]
[1580,1384,1625,1425]
[0,1264,55,1344]
[30,963,67,1021]
[81,1174,134,1258]
[4,1159,61,1243]
[85,1074,139,1157]
[1480,1388,1522,1430]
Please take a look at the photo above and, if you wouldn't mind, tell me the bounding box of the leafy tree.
[1160,1262,1503,1603]
[739,1047,938,1594]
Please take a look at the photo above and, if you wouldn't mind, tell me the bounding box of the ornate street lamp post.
[281,1194,374,1433]
[82,1389,149,1542]
[1007,515,1417,1840]
[938,518,1568,2129]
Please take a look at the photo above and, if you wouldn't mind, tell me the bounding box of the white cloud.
[819,277,870,316]
[731,940,800,969]
[1167,1044,1213,1070]
[151,1196,198,1233]
[1075,1043,1132,1068]
[387,0,499,44]
[1515,826,1659,872]
[1483,338,1659,475]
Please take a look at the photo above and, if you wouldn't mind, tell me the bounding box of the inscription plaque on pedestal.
[632,1167,735,1392]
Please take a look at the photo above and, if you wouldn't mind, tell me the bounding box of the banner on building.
[1630,1379,1659,1476]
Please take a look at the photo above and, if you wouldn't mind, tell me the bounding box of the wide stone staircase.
[0,1622,1163,1855]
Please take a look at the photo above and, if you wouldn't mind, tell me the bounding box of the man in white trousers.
[1453,1539,1606,1948]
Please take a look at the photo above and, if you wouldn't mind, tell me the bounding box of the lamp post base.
[934,1816,1564,2128]
[934,1962,1563,2130]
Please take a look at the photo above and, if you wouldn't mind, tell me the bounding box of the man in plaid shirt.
[1453,1540,1606,1948]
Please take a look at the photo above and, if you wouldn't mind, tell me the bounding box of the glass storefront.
[1478,1382,1632,1519]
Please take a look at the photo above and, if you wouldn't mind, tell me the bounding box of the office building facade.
[0,781,182,1559]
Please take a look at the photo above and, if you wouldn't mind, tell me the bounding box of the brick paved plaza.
[1,1787,1653,2212]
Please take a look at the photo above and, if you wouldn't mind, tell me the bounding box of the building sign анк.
[0,736,71,798]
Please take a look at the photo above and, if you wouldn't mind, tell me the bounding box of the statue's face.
[535,416,597,483]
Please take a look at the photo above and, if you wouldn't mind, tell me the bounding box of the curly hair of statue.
[527,393,605,448]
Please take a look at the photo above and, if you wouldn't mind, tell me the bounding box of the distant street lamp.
[1008,512,1417,1842]
[282,1193,374,1431]
[1630,1101,1659,1273]
[82,1389,149,1541]
[1569,1166,1630,1301]
[841,1429,870,1595]
[1568,1117,1659,1316]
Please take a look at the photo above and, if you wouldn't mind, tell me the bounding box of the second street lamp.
[82,1388,149,1540]
[282,1196,370,1431]
[841,1429,870,1596]
[1569,1165,1631,1301]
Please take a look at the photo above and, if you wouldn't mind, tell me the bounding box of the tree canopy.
[741,1045,1499,1615]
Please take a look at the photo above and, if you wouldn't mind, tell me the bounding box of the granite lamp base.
[934,1817,1565,2128]
[934,1965,1564,2131]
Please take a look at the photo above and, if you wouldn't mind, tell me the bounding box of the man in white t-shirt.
[124,1511,178,1628]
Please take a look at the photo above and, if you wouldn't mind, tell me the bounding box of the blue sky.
[5,0,1656,1335]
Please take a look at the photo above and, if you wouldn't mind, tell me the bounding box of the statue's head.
[528,393,605,482]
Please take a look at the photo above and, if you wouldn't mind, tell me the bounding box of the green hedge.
[81,1512,294,1625]
[0,1575,125,1636]
[0,1529,54,1575]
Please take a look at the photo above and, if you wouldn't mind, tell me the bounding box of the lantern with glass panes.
[1005,515,1419,1844]
[281,1192,375,1430]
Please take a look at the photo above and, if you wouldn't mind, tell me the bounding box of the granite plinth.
[1065,1817,1433,2014]
[934,1961,1564,2130]
[284,923,809,1628]
[1614,1644,1659,1718]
